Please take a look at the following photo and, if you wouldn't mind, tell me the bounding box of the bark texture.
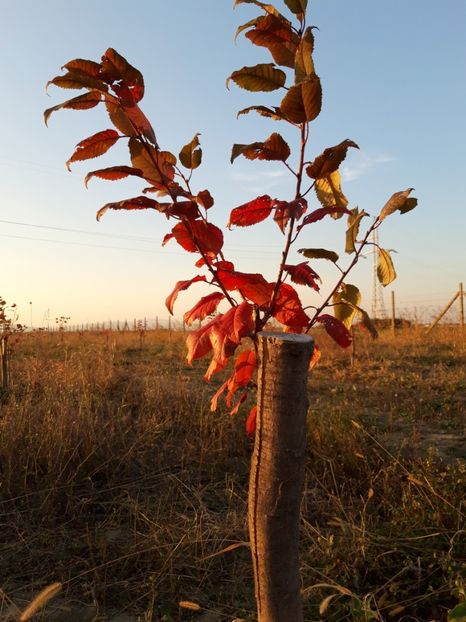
[249,332,314,622]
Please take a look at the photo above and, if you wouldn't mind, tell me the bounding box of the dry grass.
[0,326,464,621]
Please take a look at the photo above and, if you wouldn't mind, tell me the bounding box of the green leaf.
[379,188,415,221]
[179,134,202,170]
[345,208,368,254]
[449,602,466,622]
[295,27,315,83]
[333,284,361,329]
[227,63,286,92]
[377,248,397,286]
[284,0,307,16]
[315,170,349,215]
[298,248,339,263]
[44,91,102,126]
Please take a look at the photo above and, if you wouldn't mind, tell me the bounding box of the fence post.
[1,335,10,391]
[249,332,313,622]
[460,282,464,334]
[391,290,396,337]
[426,291,460,334]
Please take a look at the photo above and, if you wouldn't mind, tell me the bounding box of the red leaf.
[101,48,145,103]
[122,104,157,145]
[96,195,160,221]
[167,201,200,220]
[66,129,120,170]
[217,270,271,307]
[165,275,206,315]
[233,350,257,387]
[215,260,235,271]
[184,292,225,326]
[246,405,257,437]
[229,391,249,416]
[196,189,214,209]
[316,314,352,348]
[63,58,102,79]
[272,283,309,327]
[187,316,221,365]
[228,195,273,228]
[85,165,144,187]
[283,262,320,291]
[44,91,103,126]
[273,197,308,233]
[209,311,239,365]
[204,357,228,382]
[233,301,255,342]
[210,377,231,411]
[297,206,350,233]
[169,221,223,255]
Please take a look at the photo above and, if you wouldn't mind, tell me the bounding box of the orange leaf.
[309,343,321,370]
[66,129,120,170]
[228,195,273,228]
[184,292,225,326]
[165,275,207,315]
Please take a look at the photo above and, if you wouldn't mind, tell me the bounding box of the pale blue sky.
[1,1,465,326]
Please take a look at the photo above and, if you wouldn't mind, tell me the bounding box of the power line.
[0,218,283,253]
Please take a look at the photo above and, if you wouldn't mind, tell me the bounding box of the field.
[0,326,464,621]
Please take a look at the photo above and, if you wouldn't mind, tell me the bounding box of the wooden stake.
[249,332,313,622]
[460,282,464,333]
[391,290,396,337]
[426,291,459,334]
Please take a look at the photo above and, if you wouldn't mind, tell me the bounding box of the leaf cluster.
[44,2,417,429]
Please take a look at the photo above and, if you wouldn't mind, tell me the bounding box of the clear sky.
[1,0,465,327]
